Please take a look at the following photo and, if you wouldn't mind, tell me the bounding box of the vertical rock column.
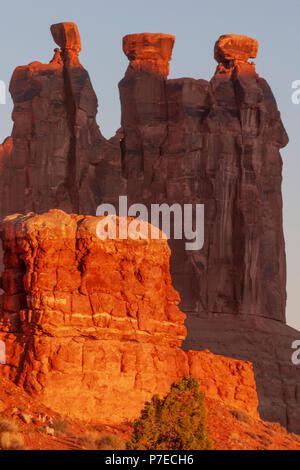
[119,33,288,323]
[0,22,121,275]
[169,34,288,322]
[50,22,101,214]
[119,33,175,206]
[0,22,111,221]
[196,34,288,321]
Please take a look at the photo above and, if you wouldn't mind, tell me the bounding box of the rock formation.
[0,21,124,277]
[118,32,300,432]
[0,24,299,432]
[0,210,258,423]
[122,33,175,77]
[214,34,258,63]
[120,32,288,322]
[0,22,122,222]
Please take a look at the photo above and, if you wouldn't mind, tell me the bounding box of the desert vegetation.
[127,376,213,450]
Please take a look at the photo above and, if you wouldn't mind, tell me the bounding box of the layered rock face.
[0,210,258,423]
[122,33,175,77]
[1,26,288,322]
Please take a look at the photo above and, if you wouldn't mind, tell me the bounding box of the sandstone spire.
[50,22,82,53]
[0,22,107,222]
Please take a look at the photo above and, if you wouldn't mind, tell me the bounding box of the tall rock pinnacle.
[119,32,288,323]
[0,22,109,223]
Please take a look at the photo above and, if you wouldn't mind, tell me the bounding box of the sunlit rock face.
[0,210,259,424]
[50,22,82,53]
[214,34,258,63]
[123,32,175,77]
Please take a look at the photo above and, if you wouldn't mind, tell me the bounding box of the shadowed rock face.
[0,25,299,432]
[117,33,300,432]
[0,22,122,222]
[119,32,288,323]
[0,21,124,277]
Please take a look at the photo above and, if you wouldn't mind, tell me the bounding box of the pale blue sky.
[0,0,299,329]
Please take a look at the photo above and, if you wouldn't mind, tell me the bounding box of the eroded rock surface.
[119,32,288,322]
[123,33,175,77]
[117,32,300,432]
[214,34,258,63]
[0,210,258,423]
[0,22,122,227]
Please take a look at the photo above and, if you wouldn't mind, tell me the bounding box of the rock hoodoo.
[214,34,258,64]
[123,32,175,77]
[50,22,82,53]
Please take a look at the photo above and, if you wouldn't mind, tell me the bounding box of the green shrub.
[127,376,213,450]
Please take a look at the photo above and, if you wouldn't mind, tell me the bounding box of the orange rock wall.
[0,210,258,423]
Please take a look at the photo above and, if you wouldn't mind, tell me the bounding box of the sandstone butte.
[0,210,258,425]
[0,22,299,439]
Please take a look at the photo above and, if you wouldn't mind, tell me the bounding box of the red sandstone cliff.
[0,22,122,223]
[116,32,300,432]
[0,26,287,322]
[0,210,258,424]
[116,33,300,432]
[0,23,299,434]
[119,32,288,322]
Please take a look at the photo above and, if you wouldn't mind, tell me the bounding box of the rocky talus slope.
[0,375,299,450]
